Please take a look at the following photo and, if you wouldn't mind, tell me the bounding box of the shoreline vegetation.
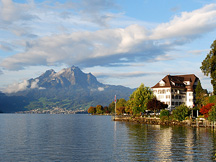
[88,83,216,128]
[112,115,216,128]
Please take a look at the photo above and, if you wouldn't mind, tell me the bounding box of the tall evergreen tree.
[200,39,216,94]
[195,80,205,109]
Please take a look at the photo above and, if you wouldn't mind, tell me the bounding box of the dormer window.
[183,81,190,85]
[171,81,175,86]
[159,80,165,86]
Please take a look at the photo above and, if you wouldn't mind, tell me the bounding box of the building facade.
[151,74,199,110]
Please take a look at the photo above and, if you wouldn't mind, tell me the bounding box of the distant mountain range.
[0,66,134,113]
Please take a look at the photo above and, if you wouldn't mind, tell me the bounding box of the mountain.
[0,66,134,112]
[29,66,103,89]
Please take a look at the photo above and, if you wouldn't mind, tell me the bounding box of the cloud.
[189,49,209,55]
[1,3,216,71]
[3,78,45,93]
[151,4,216,39]
[98,87,104,91]
[3,79,29,93]
[0,0,37,22]
[93,71,151,78]
[0,24,165,70]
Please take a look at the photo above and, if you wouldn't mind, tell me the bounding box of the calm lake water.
[0,114,216,162]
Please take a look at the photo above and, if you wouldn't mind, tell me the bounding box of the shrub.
[160,109,169,119]
[172,104,190,121]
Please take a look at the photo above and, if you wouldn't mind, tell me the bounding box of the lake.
[0,114,216,161]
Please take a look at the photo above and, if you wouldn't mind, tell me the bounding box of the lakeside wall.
[113,116,216,128]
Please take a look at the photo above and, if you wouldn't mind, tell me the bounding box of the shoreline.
[112,116,216,128]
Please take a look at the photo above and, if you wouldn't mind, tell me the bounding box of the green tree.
[116,98,127,115]
[200,39,216,94]
[96,105,103,114]
[127,83,154,114]
[160,109,169,118]
[172,104,190,121]
[208,105,216,122]
[108,101,115,113]
[195,80,205,109]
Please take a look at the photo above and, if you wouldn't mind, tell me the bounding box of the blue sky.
[0,0,216,93]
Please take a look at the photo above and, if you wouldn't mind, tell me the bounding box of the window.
[166,89,170,93]
[175,95,178,99]
[158,95,164,99]
[172,95,174,99]
[159,80,165,86]
[166,95,170,99]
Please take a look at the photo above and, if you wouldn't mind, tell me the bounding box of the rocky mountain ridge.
[0,66,134,113]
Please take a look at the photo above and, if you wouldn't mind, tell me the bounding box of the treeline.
[87,82,216,122]
[88,83,168,116]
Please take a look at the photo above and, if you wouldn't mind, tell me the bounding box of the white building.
[151,74,199,110]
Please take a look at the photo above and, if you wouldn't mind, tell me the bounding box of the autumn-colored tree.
[147,97,168,115]
[200,103,215,118]
[96,105,103,114]
[87,106,96,114]
[103,106,110,114]
[116,98,127,115]
[116,107,126,115]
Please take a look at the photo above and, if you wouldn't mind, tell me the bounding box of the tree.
[96,105,103,114]
[172,104,190,121]
[160,109,169,118]
[200,39,216,94]
[208,105,216,122]
[127,83,154,114]
[108,101,115,113]
[87,106,96,114]
[147,97,168,115]
[103,106,110,114]
[200,103,215,118]
[195,80,205,109]
[116,98,127,115]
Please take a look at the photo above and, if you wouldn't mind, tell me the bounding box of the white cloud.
[150,4,216,39]
[1,3,216,71]
[3,79,29,93]
[98,87,104,91]
[0,0,37,22]
[3,78,45,93]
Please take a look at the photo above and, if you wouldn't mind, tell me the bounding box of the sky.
[0,0,216,93]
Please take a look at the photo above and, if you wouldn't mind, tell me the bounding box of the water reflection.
[123,122,216,161]
[1,114,216,161]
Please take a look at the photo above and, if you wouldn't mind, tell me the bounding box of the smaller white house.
[151,74,199,110]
